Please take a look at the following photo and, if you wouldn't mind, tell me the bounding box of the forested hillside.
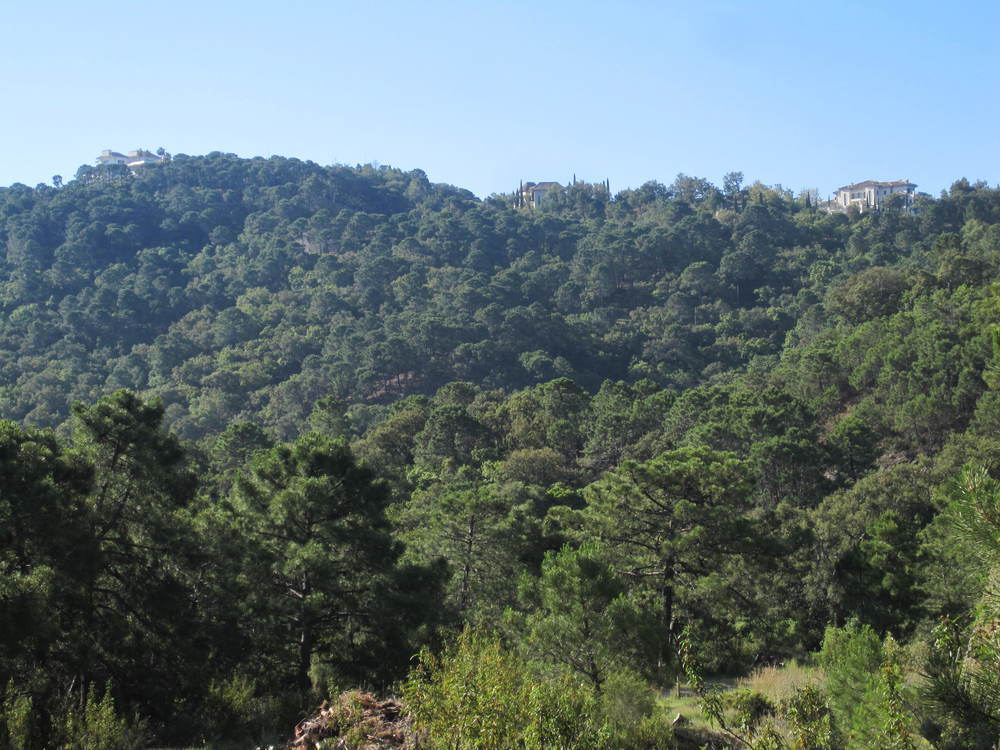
[2,155,1000,749]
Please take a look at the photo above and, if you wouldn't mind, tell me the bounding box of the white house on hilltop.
[833,179,916,212]
[519,181,562,208]
[96,150,129,166]
[96,149,168,169]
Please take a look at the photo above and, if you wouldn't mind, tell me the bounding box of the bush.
[404,628,621,750]
[404,629,530,750]
[729,688,777,736]
[781,685,837,750]
[818,623,916,750]
[1,680,33,750]
[818,620,882,738]
[199,673,292,746]
[52,685,148,750]
[523,677,610,750]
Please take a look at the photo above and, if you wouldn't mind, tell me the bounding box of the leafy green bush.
[781,685,837,750]
[729,688,777,736]
[523,676,610,750]
[52,685,148,750]
[596,668,674,750]
[199,673,292,745]
[1,680,33,750]
[404,628,625,750]
[405,629,529,750]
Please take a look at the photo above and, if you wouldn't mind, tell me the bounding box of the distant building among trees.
[96,148,169,169]
[829,179,917,213]
[518,181,562,208]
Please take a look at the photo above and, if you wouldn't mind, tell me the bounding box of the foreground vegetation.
[1,156,999,748]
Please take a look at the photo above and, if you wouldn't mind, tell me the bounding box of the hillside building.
[96,149,168,169]
[519,181,562,208]
[96,150,129,166]
[832,179,916,212]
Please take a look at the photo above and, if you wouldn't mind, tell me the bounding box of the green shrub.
[52,684,148,750]
[818,623,916,750]
[1,680,33,750]
[405,629,530,750]
[200,673,272,744]
[597,668,673,750]
[729,688,777,736]
[404,627,617,750]
[781,685,837,750]
[818,620,882,733]
[523,676,610,750]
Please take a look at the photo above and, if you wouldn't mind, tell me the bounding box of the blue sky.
[2,0,997,199]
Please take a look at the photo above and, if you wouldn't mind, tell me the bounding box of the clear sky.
[2,0,997,199]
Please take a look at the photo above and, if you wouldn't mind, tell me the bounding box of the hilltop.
[2,154,1000,748]
[3,153,983,442]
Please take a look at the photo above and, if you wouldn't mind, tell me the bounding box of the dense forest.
[2,154,999,749]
